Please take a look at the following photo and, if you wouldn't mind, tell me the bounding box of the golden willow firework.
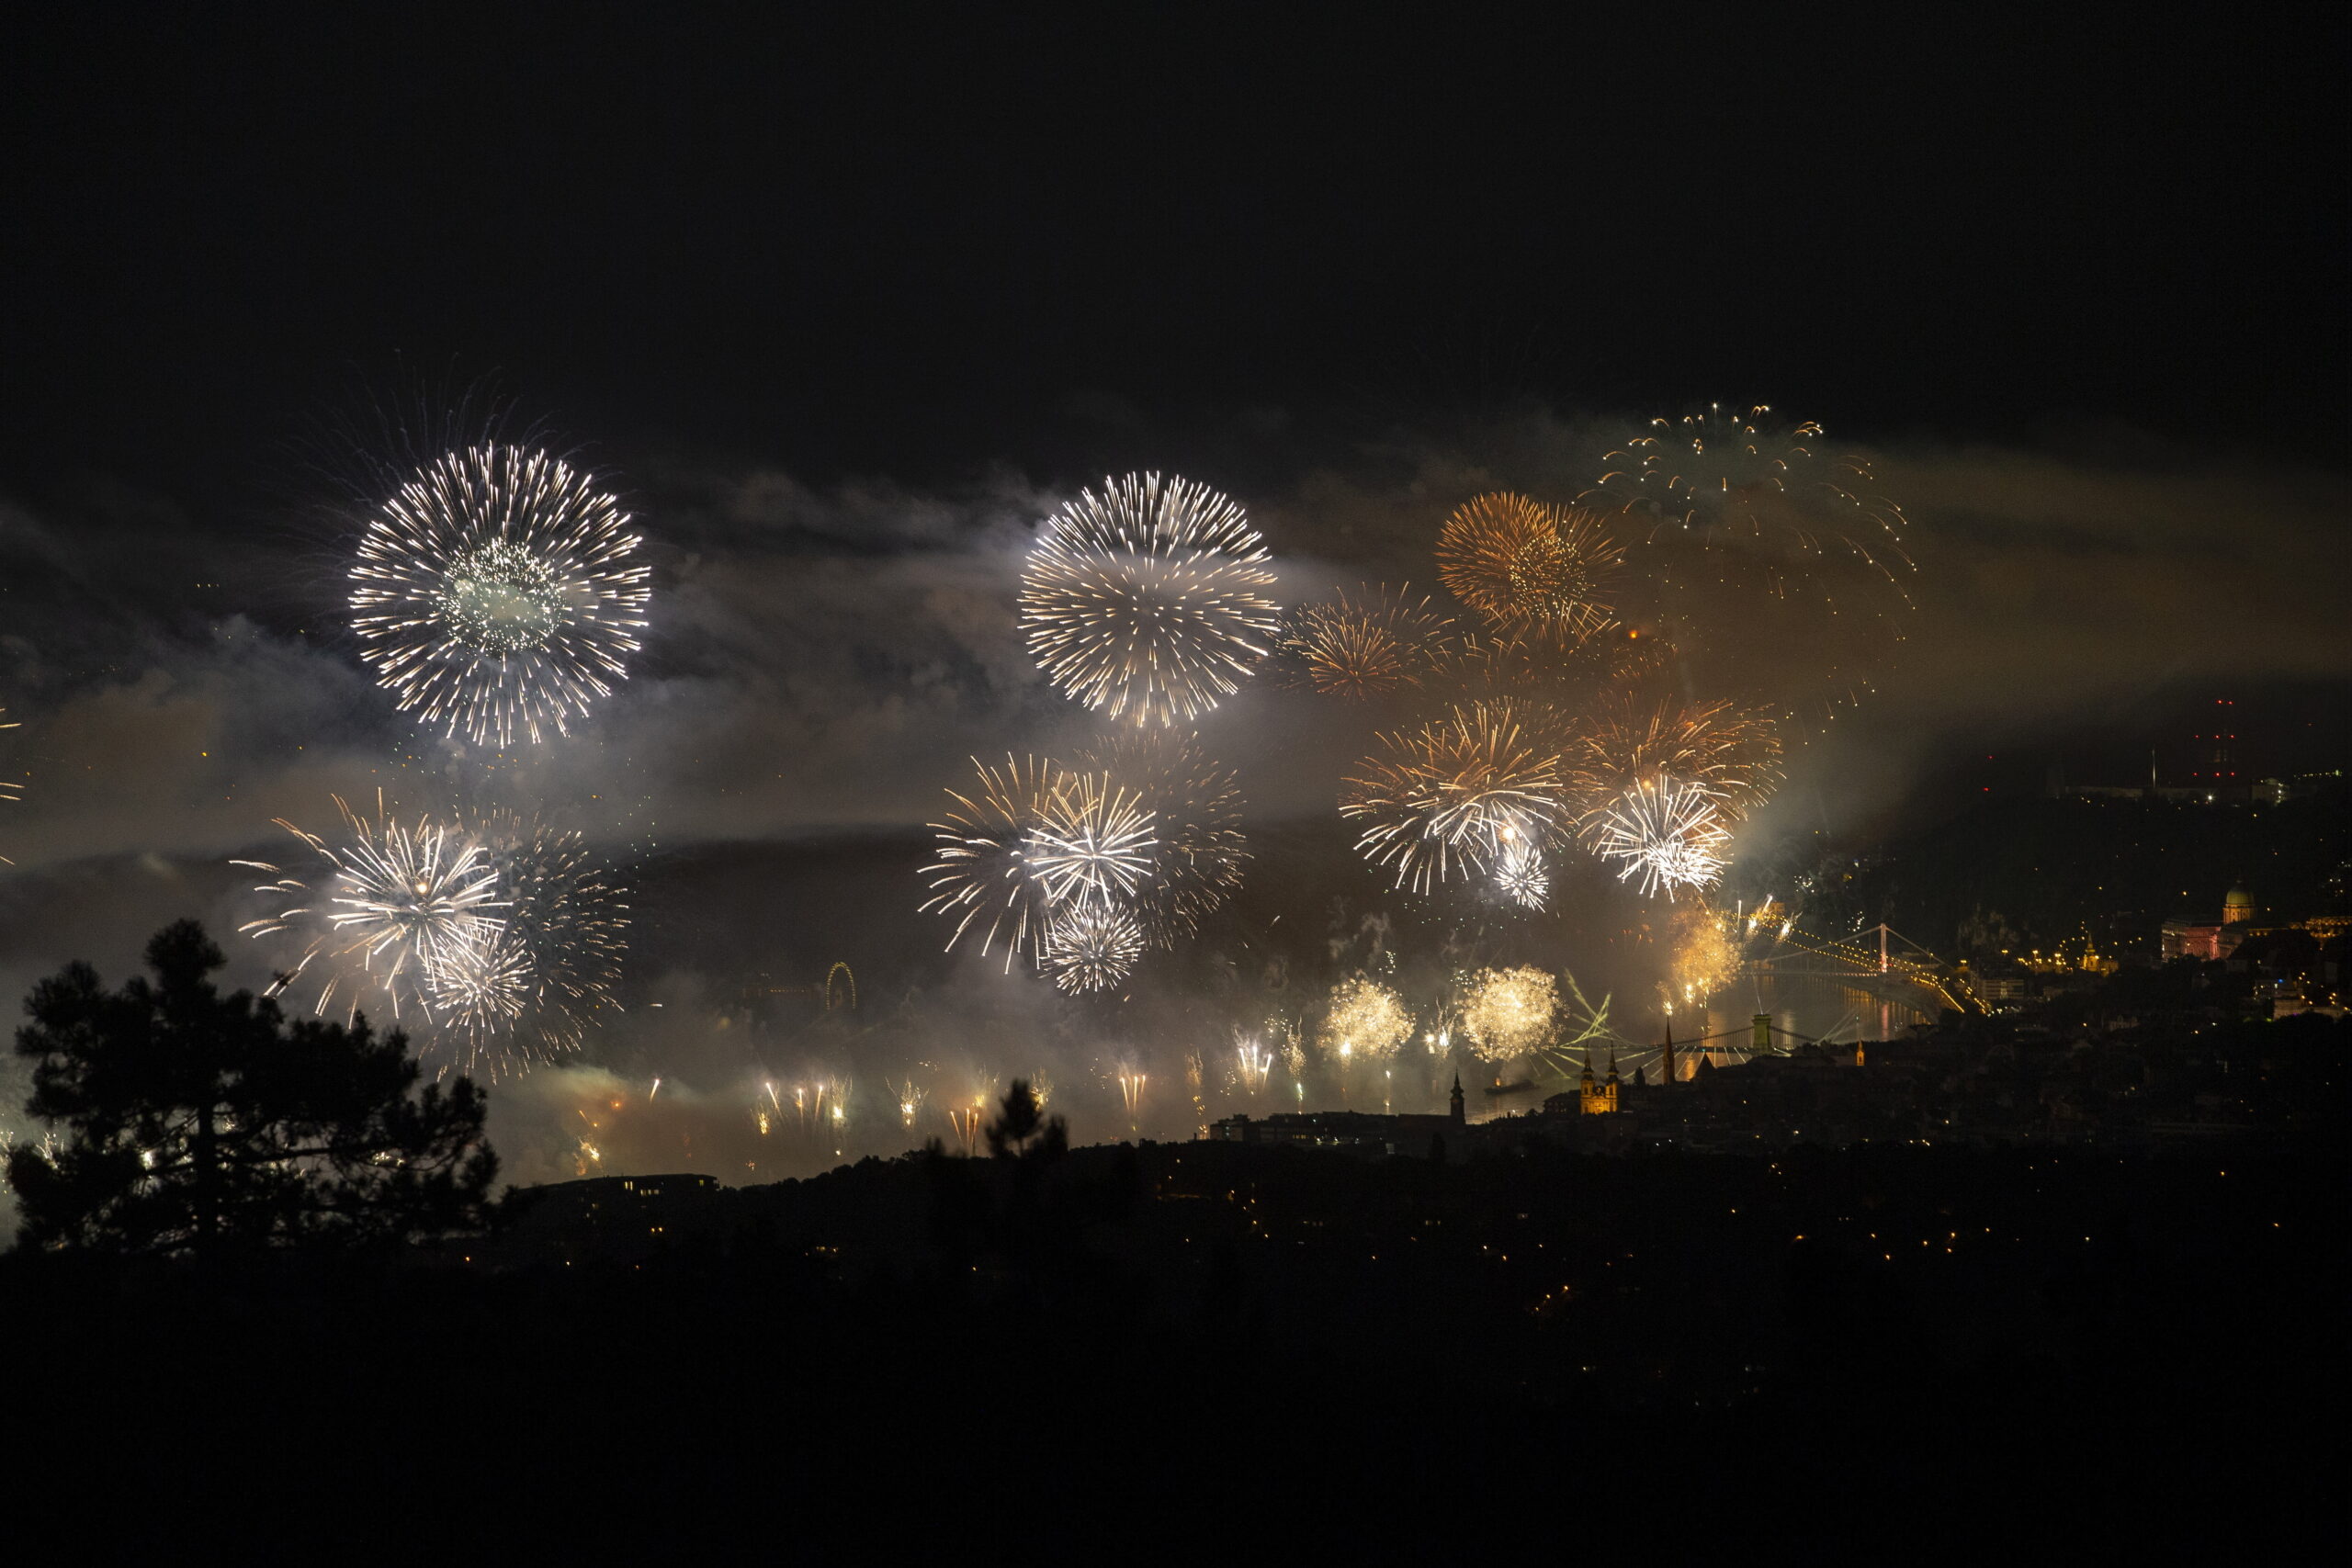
[1074,730,1247,946]
[1435,492,1624,639]
[1589,776,1731,900]
[424,813,628,1077]
[1040,900,1148,995]
[1317,976,1414,1064]
[1276,584,1456,701]
[919,754,1069,968]
[1566,694,1784,824]
[1340,699,1571,895]
[236,793,503,1020]
[1019,472,1279,727]
[351,445,650,748]
[1459,965,1557,1062]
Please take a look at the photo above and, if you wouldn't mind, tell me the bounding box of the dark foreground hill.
[4,1137,2331,1554]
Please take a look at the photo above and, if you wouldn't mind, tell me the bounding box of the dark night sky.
[5,6,2344,494]
[2,6,2346,1177]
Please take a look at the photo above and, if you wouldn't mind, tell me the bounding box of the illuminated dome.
[2222,886,2255,923]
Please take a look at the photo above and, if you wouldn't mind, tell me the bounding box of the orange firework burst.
[1277,583,1457,701]
[1340,698,1570,894]
[1435,492,1624,639]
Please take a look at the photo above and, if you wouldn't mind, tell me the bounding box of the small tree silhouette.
[984,1079,1068,1163]
[7,919,498,1257]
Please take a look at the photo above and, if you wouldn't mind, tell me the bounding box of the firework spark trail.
[1234,1032,1274,1093]
[0,706,20,864]
[1116,1070,1148,1123]
[1074,730,1248,945]
[1022,774,1158,910]
[919,755,1070,968]
[1276,583,1457,701]
[1020,472,1279,727]
[1590,776,1731,899]
[1459,965,1558,1062]
[1435,493,1624,638]
[1341,699,1571,894]
[351,445,650,748]
[1039,899,1148,995]
[236,793,503,1021]
[1317,975,1414,1065]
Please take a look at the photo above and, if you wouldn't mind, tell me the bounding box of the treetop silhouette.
[8,919,498,1256]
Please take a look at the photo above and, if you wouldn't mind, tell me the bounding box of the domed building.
[2161,883,2257,962]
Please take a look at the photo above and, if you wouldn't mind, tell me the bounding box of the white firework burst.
[1022,773,1159,911]
[1494,837,1550,910]
[236,794,503,1020]
[351,445,650,748]
[920,755,1069,969]
[1019,472,1279,727]
[1589,776,1731,900]
[1073,729,1247,947]
[423,813,628,1077]
[1040,900,1147,995]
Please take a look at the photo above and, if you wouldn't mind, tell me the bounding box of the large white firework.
[424,814,628,1077]
[1019,472,1279,727]
[236,794,503,1020]
[351,445,650,748]
[1589,775,1731,899]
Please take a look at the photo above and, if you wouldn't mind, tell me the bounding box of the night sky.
[3,6,2346,1178]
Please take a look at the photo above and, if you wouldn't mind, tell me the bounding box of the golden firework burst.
[1435,492,1623,638]
[1278,584,1457,701]
[1340,699,1570,894]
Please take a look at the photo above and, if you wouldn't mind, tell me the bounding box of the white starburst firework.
[1494,836,1550,909]
[1019,472,1279,727]
[351,444,650,747]
[1023,774,1158,911]
[1589,776,1731,899]
[236,794,503,1020]
[1040,900,1147,995]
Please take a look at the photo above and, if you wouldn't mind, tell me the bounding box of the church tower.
[1581,1052,1617,1115]
[1449,1073,1465,1125]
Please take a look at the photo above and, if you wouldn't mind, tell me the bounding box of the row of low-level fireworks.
[567,966,1651,1174]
